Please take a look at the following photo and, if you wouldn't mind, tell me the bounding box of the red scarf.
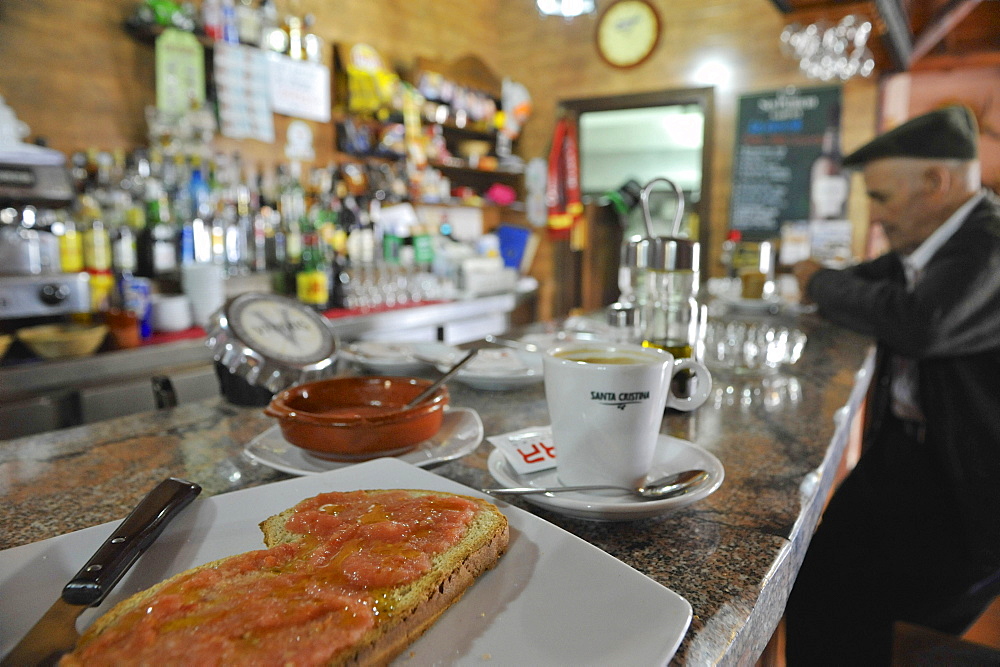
[546,117,583,240]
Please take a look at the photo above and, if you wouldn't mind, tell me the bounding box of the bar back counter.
[0,311,873,665]
[0,293,518,439]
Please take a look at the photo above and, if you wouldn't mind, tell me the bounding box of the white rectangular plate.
[0,459,691,665]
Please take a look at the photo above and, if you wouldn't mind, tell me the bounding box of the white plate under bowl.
[340,340,459,375]
[245,407,483,475]
[487,432,725,521]
[427,347,544,390]
[0,458,692,665]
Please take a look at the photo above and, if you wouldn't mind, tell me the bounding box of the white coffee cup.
[543,342,712,488]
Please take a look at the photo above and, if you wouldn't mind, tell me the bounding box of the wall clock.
[595,0,662,69]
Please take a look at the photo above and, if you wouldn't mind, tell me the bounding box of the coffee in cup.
[543,342,712,488]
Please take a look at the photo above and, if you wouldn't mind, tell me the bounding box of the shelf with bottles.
[333,108,517,177]
[334,113,407,161]
[17,149,533,338]
[410,55,502,127]
[411,55,526,175]
[428,162,522,179]
[333,45,522,173]
[123,0,324,63]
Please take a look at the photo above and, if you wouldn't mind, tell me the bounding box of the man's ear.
[920,164,950,197]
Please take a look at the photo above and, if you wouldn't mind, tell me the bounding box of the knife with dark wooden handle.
[1,477,201,666]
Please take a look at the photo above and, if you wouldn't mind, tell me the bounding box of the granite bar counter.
[0,312,874,665]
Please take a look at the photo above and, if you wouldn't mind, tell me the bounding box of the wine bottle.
[809,104,849,220]
[296,221,329,310]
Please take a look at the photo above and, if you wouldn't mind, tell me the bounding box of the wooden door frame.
[555,87,716,314]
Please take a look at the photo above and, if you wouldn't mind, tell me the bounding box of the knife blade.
[1,477,202,666]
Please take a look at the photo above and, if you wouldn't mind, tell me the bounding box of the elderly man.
[785,106,1000,664]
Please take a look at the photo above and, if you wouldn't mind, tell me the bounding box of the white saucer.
[340,341,459,375]
[245,408,483,475]
[426,347,545,390]
[487,432,724,521]
[516,330,610,352]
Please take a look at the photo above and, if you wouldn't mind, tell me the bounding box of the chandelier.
[780,15,876,81]
[536,0,596,18]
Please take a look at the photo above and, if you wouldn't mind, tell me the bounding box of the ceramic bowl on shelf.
[16,323,108,360]
[264,376,449,461]
[457,139,492,159]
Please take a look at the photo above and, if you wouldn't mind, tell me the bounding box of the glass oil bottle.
[636,177,701,361]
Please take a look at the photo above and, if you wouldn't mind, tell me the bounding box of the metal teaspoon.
[403,349,478,409]
[481,469,710,500]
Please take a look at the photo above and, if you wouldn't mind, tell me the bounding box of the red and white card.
[487,427,557,475]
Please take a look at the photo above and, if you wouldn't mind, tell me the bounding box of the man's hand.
[792,259,824,305]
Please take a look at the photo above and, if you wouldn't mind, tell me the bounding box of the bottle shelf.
[429,162,522,178]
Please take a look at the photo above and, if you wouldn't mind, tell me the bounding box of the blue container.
[120,275,153,339]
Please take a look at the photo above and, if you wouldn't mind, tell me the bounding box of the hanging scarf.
[545,116,583,241]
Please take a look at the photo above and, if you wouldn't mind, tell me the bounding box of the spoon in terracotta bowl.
[403,349,478,409]
[481,469,710,500]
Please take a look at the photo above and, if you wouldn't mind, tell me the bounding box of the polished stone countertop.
[0,312,874,665]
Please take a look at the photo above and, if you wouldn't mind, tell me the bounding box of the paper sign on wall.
[155,29,205,114]
[267,53,331,122]
[214,43,274,143]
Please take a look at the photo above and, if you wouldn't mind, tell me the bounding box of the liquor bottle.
[296,222,329,310]
[719,229,742,278]
[285,14,304,60]
[228,182,253,274]
[220,0,239,45]
[81,201,111,274]
[411,223,434,273]
[382,223,402,266]
[188,159,214,263]
[110,212,139,278]
[235,0,261,45]
[279,164,305,280]
[258,0,286,52]
[302,13,324,63]
[58,217,85,273]
[174,181,196,266]
[80,200,114,313]
[138,178,177,278]
[810,105,849,221]
[326,243,347,309]
[202,0,223,41]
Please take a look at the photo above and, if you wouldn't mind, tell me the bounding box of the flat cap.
[842,105,979,167]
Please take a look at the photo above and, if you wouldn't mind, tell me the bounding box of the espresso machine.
[0,98,90,324]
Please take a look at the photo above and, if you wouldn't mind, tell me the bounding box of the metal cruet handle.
[639,177,686,239]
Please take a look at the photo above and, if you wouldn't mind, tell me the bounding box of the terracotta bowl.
[264,376,449,461]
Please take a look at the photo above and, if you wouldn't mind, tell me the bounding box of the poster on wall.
[214,43,275,143]
[267,53,331,123]
[155,29,205,115]
[729,85,851,264]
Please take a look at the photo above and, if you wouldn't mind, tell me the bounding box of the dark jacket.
[807,190,1000,576]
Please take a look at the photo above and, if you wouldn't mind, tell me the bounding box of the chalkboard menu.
[729,86,846,242]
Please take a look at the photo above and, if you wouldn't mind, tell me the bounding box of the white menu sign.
[214,43,274,143]
[267,53,331,122]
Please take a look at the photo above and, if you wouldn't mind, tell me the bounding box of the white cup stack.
[151,294,194,333]
[181,263,226,328]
